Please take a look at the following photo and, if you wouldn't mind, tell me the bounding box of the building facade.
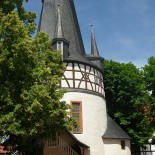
[39,0,131,155]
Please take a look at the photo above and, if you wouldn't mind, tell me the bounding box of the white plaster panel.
[94,76,98,84]
[61,80,68,88]
[87,82,92,90]
[64,71,73,78]
[98,87,101,94]
[79,64,85,71]
[96,85,99,92]
[79,81,85,89]
[90,67,94,74]
[86,66,90,72]
[100,81,103,87]
[101,88,103,95]
[92,83,95,91]
[102,88,104,95]
[62,92,107,155]
[74,63,79,70]
[89,74,94,82]
[68,80,73,88]
[95,69,98,76]
[75,72,82,79]
[66,63,72,70]
[103,139,131,155]
[75,80,80,88]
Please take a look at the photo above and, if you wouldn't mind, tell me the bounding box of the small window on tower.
[121,140,126,150]
[71,101,83,134]
[57,41,63,55]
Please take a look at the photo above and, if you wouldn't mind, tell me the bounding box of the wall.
[63,92,107,155]
[103,139,131,155]
[61,62,105,96]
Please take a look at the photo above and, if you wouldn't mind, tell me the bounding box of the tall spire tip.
[90,24,94,32]
[91,24,99,56]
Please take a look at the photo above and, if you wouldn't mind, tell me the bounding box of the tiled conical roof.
[39,0,104,72]
[39,0,85,55]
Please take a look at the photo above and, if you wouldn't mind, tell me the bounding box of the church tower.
[39,0,131,155]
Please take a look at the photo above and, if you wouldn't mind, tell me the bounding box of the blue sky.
[24,0,155,67]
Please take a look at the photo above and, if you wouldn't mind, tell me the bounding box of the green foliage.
[104,60,153,146]
[143,57,155,97]
[143,57,155,132]
[0,3,74,154]
[0,0,36,34]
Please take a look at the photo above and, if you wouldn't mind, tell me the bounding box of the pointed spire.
[39,0,85,55]
[55,4,64,39]
[91,25,100,57]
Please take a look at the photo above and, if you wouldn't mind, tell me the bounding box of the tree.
[0,2,74,155]
[0,0,36,35]
[143,57,155,134]
[143,57,155,97]
[104,60,153,147]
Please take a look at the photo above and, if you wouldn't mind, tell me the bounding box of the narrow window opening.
[71,101,83,134]
[121,140,126,150]
[57,41,63,55]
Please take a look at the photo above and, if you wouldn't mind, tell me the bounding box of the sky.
[24,0,155,67]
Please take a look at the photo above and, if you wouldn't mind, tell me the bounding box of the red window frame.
[71,101,83,134]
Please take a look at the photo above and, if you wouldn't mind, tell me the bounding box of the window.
[121,140,126,150]
[57,41,63,55]
[71,101,83,134]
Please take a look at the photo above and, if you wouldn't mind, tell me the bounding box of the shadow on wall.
[103,138,119,144]
[103,138,131,153]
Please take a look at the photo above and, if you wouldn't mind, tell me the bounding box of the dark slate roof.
[86,54,104,72]
[39,0,104,73]
[39,0,85,55]
[103,115,131,139]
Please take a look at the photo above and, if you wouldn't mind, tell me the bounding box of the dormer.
[52,5,70,58]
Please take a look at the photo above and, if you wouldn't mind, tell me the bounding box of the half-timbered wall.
[61,62,105,96]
